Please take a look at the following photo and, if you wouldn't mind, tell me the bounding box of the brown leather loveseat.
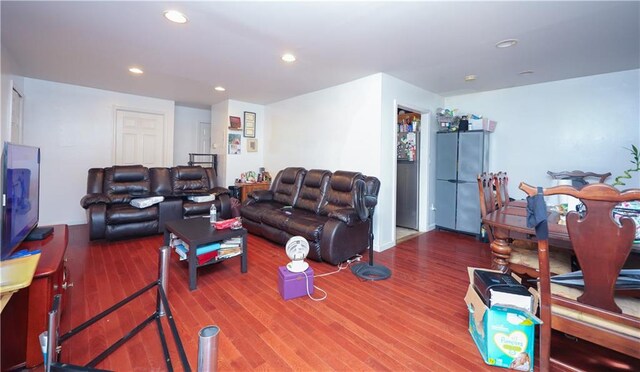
[80,165,233,241]
[240,167,380,265]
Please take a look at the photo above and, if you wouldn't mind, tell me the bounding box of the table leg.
[189,245,198,291]
[241,233,248,273]
[490,230,512,272]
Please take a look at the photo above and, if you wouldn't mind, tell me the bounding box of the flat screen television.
[1,142,41,260]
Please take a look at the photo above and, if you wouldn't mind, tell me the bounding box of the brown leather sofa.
[240,167,380,265]
[80,165,233,240]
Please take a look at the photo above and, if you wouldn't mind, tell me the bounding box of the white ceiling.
[2,1,638,109]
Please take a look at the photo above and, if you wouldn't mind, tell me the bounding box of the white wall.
[226,100,266,186]
[22,78,175,226]
[1,44,24,143]
[381,74,444,247]
[174,105,211,165]
[210,100,266,187]
[445,69,640,199]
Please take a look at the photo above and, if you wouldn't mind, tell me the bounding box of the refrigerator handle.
[447,179,457,183]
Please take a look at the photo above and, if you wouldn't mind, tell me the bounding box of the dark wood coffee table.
[164,218,247,290]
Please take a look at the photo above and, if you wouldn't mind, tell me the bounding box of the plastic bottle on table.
[210,203,217,223]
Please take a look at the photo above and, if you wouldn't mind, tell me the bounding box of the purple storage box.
[277,266,314,300]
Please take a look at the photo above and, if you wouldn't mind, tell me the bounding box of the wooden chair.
[477,172,497,241]
[478,173,572,279]
[494,171,527,209]
[519,182,640,370]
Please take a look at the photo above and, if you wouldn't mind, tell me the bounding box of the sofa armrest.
[249,189,274,202]
[86,203,107,240]
[328,208,361,227]
[80,193,110,209]
[211,186,230,197]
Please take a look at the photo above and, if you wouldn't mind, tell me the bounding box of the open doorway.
[395,106,426,242]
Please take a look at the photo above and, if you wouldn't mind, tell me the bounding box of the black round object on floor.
[351,262,391,281]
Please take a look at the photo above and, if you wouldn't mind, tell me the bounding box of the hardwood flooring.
[54,225,638,371]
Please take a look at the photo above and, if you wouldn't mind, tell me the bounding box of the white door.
[10,87,23,143]
[115,109,166,167]
[197,122,211,153]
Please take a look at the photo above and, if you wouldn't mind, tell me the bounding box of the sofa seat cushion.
[262,210,291,230]
[241,201,285,222]
[107,204,158,225]
[283,212,328,242]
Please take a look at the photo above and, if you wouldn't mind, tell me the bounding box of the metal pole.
[197,326,220,372]
[45,295,61,372]
[158,245,171,316]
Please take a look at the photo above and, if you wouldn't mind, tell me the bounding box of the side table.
[234,181,271,202]
[164,219,247,290]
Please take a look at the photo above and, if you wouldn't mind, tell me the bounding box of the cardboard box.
[277,266,314,300]
[469,118,497,132]
[464,268,541,371]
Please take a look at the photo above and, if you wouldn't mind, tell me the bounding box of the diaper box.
[464,268,541,371]
[277,266,314,300]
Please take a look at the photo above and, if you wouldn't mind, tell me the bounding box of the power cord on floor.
[302,254,363,301]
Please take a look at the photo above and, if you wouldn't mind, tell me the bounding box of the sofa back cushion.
[150,167,173,196]
[272,167,306,206]
[170,166,210,195]
[103,165,151,203]
[294,169,331,213]
[320,170,364,215]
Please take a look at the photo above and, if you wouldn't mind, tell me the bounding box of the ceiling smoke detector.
[495,39,518,48]
[464,74,477,82]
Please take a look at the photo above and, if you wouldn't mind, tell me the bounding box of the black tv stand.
[25,226,54,241]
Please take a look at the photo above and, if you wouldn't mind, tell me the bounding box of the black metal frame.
[45,248,192,372]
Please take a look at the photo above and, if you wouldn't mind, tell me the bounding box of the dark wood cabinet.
[1,225,69,370]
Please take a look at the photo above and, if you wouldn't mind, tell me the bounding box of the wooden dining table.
[482,200,640,272]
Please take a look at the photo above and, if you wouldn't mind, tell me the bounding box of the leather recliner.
[81,165,233,241]
[240,167,380,265]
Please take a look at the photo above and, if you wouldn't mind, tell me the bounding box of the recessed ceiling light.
[214,86,226,92]
[464,74,477,82]
[495,39,518,48]
[128,67,144,74]
[519,70,534,75]
[281,53,296,63]
[164,10,188,24]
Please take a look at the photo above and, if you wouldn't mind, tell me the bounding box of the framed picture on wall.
[229,116,241,131]
[247,139,258,152]
[228,133,241,155]
[243,111,256,138]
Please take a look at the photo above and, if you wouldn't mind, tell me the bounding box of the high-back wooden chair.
[493,171,510,208]
[477,173,497,241]
[519,182,640,370]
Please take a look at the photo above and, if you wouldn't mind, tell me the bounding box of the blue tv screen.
[1,142,40,260]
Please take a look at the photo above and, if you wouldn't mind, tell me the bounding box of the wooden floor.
[56,225,638,371]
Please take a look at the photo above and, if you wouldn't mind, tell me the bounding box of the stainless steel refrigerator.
[435,130,489,235]
[397,131,419,229]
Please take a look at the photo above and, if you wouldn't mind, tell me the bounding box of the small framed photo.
[229,116,241,131]
[243,111,256,138]
[247,139,258,152]
[228,133,241,155]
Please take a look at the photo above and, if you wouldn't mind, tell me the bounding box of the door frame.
[112,106,172,166]
[392,101,431,243]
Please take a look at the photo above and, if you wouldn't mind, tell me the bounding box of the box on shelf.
[469,118,497,132]
[277,266,313,300]
[464,268,541,372]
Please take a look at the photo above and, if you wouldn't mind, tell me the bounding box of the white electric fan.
[285,236,310,273]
